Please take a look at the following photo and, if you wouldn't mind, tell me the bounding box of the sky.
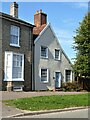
[1,1,88,63]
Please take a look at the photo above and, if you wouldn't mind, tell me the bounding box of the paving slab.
[2,103,25,118]
[2,91,88,100]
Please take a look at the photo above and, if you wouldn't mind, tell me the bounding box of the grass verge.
[3,93,89,111]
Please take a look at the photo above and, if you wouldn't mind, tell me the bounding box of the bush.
[61,82,83,92]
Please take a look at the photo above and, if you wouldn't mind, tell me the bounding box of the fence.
[78,77,90,91]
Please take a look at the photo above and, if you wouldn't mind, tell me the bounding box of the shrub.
[61,82,83,92]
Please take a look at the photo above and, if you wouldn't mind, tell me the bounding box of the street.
[14,109,88,118]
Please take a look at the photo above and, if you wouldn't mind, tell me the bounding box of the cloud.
[54,28,74,45]
[78,2,88,8]
[73,2,88,9]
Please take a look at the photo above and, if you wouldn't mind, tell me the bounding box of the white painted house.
[33,23,74,91]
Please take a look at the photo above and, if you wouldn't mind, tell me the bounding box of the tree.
[73,12,90,78]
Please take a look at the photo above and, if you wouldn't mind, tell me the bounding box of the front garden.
[3,93,89,111]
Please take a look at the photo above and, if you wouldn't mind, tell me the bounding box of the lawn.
[3,93,89,111]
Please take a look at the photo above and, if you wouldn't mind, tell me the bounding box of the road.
[14,109,88,118]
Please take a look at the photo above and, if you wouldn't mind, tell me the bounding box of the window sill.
[41,57,48,59]
[4,79,24,81]
[10,44,20,48]
[41,81,48,83]
[54,59,61,61]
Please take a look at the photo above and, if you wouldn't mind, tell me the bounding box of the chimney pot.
[40,9,42,13]
[14,2,16,3]
[36,10,39,14]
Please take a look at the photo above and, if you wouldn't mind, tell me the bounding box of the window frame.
[55,49,60,60]
[64,69,72,83]
[65,70,71,82]
[40,46,48,59]
[4,51,24,81]
[40,68,49,83]
[12,53,24,81]
[10,25,20,47]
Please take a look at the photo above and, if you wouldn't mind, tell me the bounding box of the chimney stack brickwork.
[33,10,47,35]
[10,2,18,18]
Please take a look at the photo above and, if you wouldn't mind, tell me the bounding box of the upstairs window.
[10,25,20,47]
[41,46,48,58]
[55,49,60,60]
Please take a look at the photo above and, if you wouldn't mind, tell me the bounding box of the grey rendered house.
[33,12,74,91]
[0,2,34,91]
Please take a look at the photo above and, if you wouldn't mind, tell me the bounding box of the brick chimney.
[10,2,18,18]
[34,9,47,27]
[33,9,47,35]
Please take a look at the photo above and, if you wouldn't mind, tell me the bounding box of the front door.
[55,72,61,88]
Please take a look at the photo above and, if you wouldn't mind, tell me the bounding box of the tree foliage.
[73,12,90,78]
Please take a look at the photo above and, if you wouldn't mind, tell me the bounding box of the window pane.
[55,50,60,60]
[12,67,22,78]
[13,54,22,67]
[41,69,47,82]
[12,54,23,79]
[41,47,47,58]
[10,25,19,45]
[66,70,71,82]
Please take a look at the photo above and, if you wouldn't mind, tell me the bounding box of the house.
[0,2,34,91]
[33,10,74,91]
[0,2,74,91]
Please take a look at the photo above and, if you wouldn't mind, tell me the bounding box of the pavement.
[1,91,89,118]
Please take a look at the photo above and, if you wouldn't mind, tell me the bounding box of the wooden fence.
[78,77,90,91]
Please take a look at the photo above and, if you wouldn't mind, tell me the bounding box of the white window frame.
[4,51,24,81]
[55,49,60,60]
[10,25,20,47]
[64,69,72,83]
[4,51,13,81]
[40,46,48,59]
[40,68,49,83]
[12,53,24,81]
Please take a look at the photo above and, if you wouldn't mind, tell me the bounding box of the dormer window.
[10,25,20,47]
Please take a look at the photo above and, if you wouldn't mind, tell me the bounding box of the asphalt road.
[15,109,88,118]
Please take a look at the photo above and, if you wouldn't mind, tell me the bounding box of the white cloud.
[78,3,88,8]
[54,28,74,45]
[73,2,88,9]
